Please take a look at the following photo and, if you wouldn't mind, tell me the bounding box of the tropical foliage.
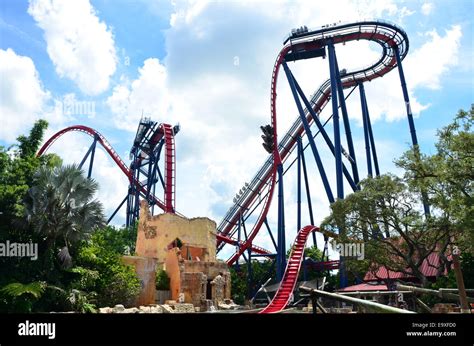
[0,121,140,312]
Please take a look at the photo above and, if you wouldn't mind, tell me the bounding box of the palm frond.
[1,281,46,299]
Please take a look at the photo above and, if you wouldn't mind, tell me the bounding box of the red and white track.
[259,225,318,313]
[37,124,176,213]
[161,124,176,213]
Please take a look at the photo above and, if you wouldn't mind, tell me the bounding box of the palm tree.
[24,164,105,269]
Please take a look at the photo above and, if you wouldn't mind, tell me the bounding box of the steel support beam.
[107,194,128,224]
[276,163,286,282]
[327,42,343,200]
[299,138,317,247]
[290,71,357,191]
[395,47,430,217]
[359,83,373,177]
[282,61,334,203]
[297,137,302,232]
[334,57,360,186]
[365,100,380,176]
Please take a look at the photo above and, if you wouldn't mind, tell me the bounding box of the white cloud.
[106,58,169,131]
[28,0,117,95]
[421,2,434,16]
[407,25,462,90]
[0,48,65,142]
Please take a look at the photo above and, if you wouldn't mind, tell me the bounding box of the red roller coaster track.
[217,21,409,265]
[36,124,173,212]
[259,225,318,313]
[161,123,176,213]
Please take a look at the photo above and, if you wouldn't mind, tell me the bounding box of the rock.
[161,304,174,313]
[165,300,177,305]
[99,307,112,314]
[173,303,195,313]
[218,303,232,310]
[112,304,125,313]
[150,305,163,313]
[139,306,151,313]
[123,307,139,313]
[194,307,200,313]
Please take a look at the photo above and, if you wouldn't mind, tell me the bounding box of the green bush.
[155,269,170,290]
[74,228,141,308]
[0,281,46,313]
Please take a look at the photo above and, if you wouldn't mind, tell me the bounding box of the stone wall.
[122,256,157,306]
[181,272,207,307]
[136,200,217,263]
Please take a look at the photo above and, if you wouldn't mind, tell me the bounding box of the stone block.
[173,303,195,313]
[161,304,174,313]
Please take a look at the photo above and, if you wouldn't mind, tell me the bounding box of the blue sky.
[1,0,473,259]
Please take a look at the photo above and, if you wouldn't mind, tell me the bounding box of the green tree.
[23,164,105,271]
[0,120,61,236]
[322,107,474,287]
[73,227,141,308]
[322,174,454,287]
[0,120,63,308]
[397,105,473,252]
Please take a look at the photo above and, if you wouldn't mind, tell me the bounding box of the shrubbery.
[155,269,170,291]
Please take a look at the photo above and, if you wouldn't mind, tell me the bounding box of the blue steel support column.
[264,218,278,252]
[146,156,154,198]
[297,137,302,232]
[276,163,286,282]
[328,42,347,288]
[78,136,98,178]
[334,58,360,186]
[242,217,253,298]
[237,213,242,258]
[282,61,335,204]
[395,47,419,148]
[300,137,317,247]
[395,47,430,216]
[359,83,373,177]
[87,139,97,179]
[291,73,357,191]
[364,101,380,176]
[107,195,128,224]
[327,42,343,200]
[133,165,141,224]
[297,136,308,281]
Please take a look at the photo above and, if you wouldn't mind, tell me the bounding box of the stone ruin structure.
[123,200,232,311]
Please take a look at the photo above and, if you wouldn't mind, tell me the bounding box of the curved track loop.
[259,225,318,313]
[37,125,175,213]
[218,20,408,265]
